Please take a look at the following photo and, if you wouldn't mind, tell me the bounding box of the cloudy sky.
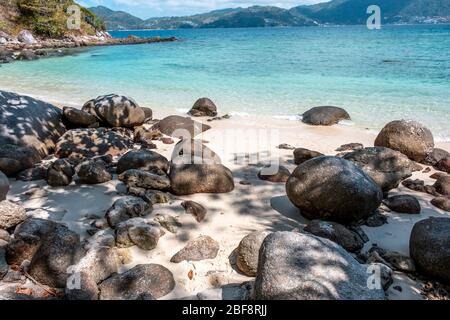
[78,0,328,19]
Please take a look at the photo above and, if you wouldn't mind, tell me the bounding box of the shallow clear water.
[1,25,449,140]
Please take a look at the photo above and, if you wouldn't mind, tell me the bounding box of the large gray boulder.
[0,91,66,156]
[152,115,211,138]
[169,163,235,195]
[17,30,36,44]
[28,224,84,288]
[119,169,170,190]
[98,264,175,300]
[302,106,350,126]
[254,232,386,300]
[375,120,434,162]
[236,231,270,277]
[286,156,383,223]
[343,147,415,192]
[117,150,170,174]
[410,218,450,284]
[0,171,9,201]
[170,236,219,263]
[82,94,145,128]
[0,144,42,177]
[55,128,132,159]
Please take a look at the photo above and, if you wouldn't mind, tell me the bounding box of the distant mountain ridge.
[90,0,450,30]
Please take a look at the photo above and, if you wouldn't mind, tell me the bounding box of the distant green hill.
[89,0,450,30]
[0,0,105,37]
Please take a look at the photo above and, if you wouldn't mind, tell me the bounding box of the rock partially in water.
[152,115,211,138]
[188,98,218,117]
[170,236,219,263]
[374,120,434,162]
[286,156,383,223]
[254,232,385,300]
[302,106,350,126]
[99,264,175,300]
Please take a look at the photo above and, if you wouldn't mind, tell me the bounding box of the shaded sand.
[4,107,450,300]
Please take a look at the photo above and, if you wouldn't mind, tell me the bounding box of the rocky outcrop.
[98,264,175,300]
[170,236,219,263]
[55,128,132,159]
[374,120,434,162]
[169,164,235,195]
[286,156,382,223]
[0,91,66,156]
[254,232,385,300]
[152,115,211,138]
[188,98,218,117]
[410,218,450,284]
[343,147,414,192]
[302,106,350,126]
[117,150,170,174]
[82,94,145,128]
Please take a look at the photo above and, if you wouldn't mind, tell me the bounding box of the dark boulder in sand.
[410,217,450,284]
[115,218,163,250]
[435,157,450,173]
[258,166,290,183]
[169,164,234,195]
[343,147,414,192]
[47,159,75,187]
[304,220,366,253]
[0,91,66,156]
[424,148,450,166]
[55,128,132,159]
[99,264,175,300]
[434,176,450,196]
[5,218,58,265]
[431,197,450,212]
[171,139,221,165]
[236,231,270,277]
[254,232,385,300]
[28,223,84,288]
[119,169,170,191]
[117,150,170,174]
[181,201,207,223]
[0,144,42,177]
[63,106,99,128]
[76,160,112,184]
[293,148,323,165]
[302,106,350,126]
[383,195,421,214]
[0,171,9,201]
[105,196,151,228]
[142,107,153,121]
[170,235,219,263]
[152,115,211,138]
[82,94,145,128]
[374,120,434,162]
[0,201,26,230]
[286,156,383,223]
[188,98,218,117]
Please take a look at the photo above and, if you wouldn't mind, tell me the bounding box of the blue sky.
[78,0,328,19]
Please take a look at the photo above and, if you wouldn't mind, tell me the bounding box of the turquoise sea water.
[0,25,449,140]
